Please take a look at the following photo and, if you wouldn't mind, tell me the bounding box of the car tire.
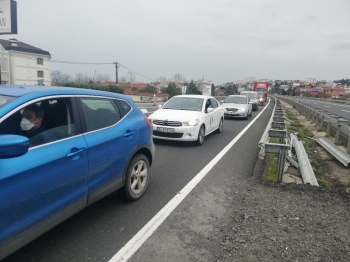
[216,118,223,133]
[196,125,205,146]
[249,110,252,117]
[121,154,149,201]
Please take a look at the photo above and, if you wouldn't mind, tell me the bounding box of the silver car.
[222,95,252,120]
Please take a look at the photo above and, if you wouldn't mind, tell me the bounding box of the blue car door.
[76,97,137,205]
[0,97,89,249]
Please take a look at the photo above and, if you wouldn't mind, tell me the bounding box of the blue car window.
[0,98,76,148]
[118,100,131,114]
[79,98,121,132]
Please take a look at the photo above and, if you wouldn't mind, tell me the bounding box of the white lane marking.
[342,110,350,113]
[140,109,148,113]
[109,100,272,262]
[325,106,330,108]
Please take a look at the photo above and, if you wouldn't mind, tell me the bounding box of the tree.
[173,73,186,83]
[225,84,238,95]
[124,71,137,84]
[51,70,72,85]
[141,84,157,93]
[303,91,311,97]
[74,72,90,84]
[164,82,181,99]
[95,74,111,83]
[187,80,202,94]
[156,76,168,84]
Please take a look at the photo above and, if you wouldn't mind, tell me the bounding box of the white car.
[222,95,253,120]
[149,95,224,145]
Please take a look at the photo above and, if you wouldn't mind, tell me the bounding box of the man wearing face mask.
[20,104,55,146]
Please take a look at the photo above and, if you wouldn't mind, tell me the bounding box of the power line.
[2,53,156,82]
[51,59,113,65]
[117,62,155,82]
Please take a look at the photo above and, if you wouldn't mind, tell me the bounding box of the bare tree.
[95,74,111,83]
[74,72,90,84]
[119,76,127,83]
[173,73,186,83]
[156,76,168,84]
[125,71,137,84]
[51,70,72,85]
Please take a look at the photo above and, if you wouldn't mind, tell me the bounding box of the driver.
[20,104,55,146]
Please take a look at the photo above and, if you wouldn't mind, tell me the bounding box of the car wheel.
[196,125,205,146]
[121,154,149,201]
[216,118,223,133]
[249,110,252,117]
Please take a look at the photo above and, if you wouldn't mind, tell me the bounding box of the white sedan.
[149,95,224,145]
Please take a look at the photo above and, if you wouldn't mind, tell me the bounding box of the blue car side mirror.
[0,135,29,158]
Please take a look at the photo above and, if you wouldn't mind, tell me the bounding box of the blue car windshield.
[0,95,16,108]
[163,97,204,111]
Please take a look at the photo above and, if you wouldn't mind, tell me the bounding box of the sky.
[5,0,350,84]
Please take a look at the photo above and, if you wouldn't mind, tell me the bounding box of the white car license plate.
[157,127,175,133]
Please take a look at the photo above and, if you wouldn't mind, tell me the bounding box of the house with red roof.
[99,82,168,102]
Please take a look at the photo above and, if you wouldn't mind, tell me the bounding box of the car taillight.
[145,118,153,128]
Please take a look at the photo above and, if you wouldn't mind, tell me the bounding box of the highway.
[3,100,274,262]
[291,97,350,120]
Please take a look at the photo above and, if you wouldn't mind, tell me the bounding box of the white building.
[195,80,212,96]
[0,38,51,85]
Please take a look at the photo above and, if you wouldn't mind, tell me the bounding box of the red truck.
[253,82,269,103]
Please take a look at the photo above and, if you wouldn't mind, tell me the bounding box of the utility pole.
[114,62,118,86]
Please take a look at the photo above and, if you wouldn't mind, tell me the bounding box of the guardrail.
[277,96,350,155]
[259,97,319,186]
[259,98,290,183]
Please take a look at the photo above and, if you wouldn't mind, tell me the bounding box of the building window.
[37,58,43,65]
[27,70,31,78]
[37,71,44,78]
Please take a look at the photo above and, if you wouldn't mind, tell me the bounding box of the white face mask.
[20,118,36,131]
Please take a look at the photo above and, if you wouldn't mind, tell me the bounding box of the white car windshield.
[162,97,204,111]
[224,96,247,104]
[241,93,257,99]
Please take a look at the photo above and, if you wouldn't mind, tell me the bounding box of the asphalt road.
[3,100,274,262]
[292,97,350,120]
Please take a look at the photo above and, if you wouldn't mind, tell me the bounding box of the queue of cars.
[0,86,264,260]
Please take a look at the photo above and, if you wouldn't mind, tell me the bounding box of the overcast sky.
[8,0,350,84]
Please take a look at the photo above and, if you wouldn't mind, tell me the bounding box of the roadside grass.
[269,137,279,143]
[317,170,331,188]
[262,104,338,187]
[264,155,278,182]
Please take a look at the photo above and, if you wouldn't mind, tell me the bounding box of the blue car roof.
[0,85,131,101]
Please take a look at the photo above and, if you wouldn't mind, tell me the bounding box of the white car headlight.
[240,108,246,112]
[183,119,199,126]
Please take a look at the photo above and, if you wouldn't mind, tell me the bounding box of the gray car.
[222,95,252,120]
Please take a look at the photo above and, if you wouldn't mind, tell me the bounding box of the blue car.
[0,85,155,260]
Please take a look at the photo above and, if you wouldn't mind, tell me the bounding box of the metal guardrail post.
[264,144,290,183]
[325,117,335,137]
[269,129,287,144]
[335,119,350,146]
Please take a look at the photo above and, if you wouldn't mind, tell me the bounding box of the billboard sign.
[0,0,17,34]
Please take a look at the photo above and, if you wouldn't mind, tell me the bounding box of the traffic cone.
[153,94,157,106]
